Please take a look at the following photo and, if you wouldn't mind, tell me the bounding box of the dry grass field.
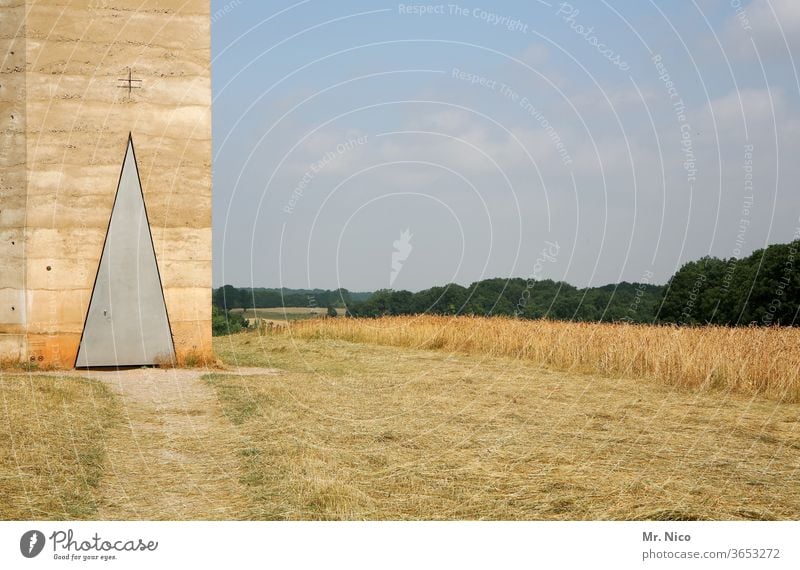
[0,374,118,519]
[1,316,798,521]
[232,307,345,321]
[211,328,800,520]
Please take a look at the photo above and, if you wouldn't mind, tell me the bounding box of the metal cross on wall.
[117,67,142,97]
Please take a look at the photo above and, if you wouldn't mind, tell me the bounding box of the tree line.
[212,286,369,311]
[211,286,366,335]
[346,278,665,322]
[659,240,799,326]
[213,239,800,330]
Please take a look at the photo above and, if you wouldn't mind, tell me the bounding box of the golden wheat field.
[277,316,800,402]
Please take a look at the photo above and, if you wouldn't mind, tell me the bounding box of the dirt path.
[62,367,278,520]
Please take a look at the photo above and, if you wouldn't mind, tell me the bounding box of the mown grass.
[211,331,800,520]
[0,374,119,519]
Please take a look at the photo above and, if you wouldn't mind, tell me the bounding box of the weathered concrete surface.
[0,0,27,359]
[0,0,212,366]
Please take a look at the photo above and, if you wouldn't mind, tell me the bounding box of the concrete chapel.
[0,0,212,366]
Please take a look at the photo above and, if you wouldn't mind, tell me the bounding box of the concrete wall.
[0,0,212,366]
[0,0,27,361]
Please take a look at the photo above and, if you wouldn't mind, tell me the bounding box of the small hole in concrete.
[46,266,51,271]
[11,241,14,245]
[11,307,15,311]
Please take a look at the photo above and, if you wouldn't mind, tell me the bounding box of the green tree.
[212,305,247,336]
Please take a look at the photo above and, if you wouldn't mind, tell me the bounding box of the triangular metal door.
[75,135,175,367]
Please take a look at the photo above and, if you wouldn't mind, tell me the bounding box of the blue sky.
[211,0,800,291]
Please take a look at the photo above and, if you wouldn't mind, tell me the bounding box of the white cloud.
[519,43,550,66]
[710,86,782,121]
[703,86,795,146]
[722,0,800,60]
